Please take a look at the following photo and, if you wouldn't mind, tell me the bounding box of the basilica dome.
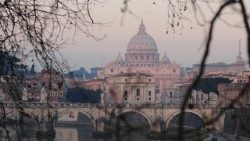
[127,21,158,53]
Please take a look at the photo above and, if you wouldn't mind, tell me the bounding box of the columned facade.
[103,72,155,104]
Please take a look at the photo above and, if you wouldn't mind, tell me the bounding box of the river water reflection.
[14,126,171,141]
[54,126,153,141]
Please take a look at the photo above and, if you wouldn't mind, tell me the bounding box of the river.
[53,127,152,141]
[4,126,169,141]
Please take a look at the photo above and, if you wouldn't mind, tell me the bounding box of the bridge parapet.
[224,107,250,115]
[2,102,220,109]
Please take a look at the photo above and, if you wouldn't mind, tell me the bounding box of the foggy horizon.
[59,0,249,71]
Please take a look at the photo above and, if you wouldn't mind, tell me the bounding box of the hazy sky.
[61,0,250,71]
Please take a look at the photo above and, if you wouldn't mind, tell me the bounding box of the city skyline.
[60,0,248,70]
[1,0,250,140]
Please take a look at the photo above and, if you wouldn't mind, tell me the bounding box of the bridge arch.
[115,110,152,130]
[77,110,96,129]
[166,110,204,129]
[58,109,96,129]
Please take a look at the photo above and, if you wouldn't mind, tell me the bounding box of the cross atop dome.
[138,20,146,34]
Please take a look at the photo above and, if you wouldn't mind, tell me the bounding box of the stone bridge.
[2,102,225,132]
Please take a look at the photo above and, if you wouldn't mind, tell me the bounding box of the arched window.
[136,88,140,96]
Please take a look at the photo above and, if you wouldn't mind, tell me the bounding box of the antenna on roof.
[239,39,242,57]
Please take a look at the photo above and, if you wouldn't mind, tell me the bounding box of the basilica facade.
[98,21,181,103]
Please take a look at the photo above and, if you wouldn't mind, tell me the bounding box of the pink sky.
[61,0,250,70]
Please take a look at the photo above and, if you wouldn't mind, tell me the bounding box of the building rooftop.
[111,72,154,78]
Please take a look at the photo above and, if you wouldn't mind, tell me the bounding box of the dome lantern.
[138,20,146,34]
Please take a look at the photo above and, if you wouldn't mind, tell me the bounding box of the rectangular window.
[148,98,151,101]
[124,91,128,96]
[136,89,140,96]
[148,91,151,96]
[156,89,159,94]
[137,98,140,101]
[201,94,204,101]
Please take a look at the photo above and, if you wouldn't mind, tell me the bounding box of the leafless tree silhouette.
[120,0,250,141]
[1,0,250,140]
[0,0,104,138]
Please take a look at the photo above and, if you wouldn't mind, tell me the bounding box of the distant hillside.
[194,77,232,94]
